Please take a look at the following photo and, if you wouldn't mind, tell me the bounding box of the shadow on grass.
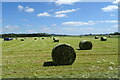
[43,61,71,67]
[43,61,57,67]
[76,48,92,50]
[52,41,59,43]
[76,49,81,50]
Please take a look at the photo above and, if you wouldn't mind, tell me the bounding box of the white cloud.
[112,25,117,27]
[37,12,51,17]
[55,0,81,5]
[61,20,118,27]
[96,20,118,23]
[54,14,67,17]
[2,0,115,2]
[27,29,36,33]
[18,5,24,11]
[37,8,79,18]
[102,5,118,12]
[43,27,51,30]
[62,21,95,26]
[110,14,115,16]
[22,18,28,21]
[4,25,19,29]
[55,8,79,14]
[112,25,120,27]
[18,5,34,13]
[62,27,95,30]
[3,25,19,32]
[26,24,32,27]
[24,7,34,13]
[0,19,2,23]
[51,24,57,26]
[113,0,120,4]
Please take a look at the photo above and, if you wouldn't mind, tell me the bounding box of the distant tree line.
[0,32,120,38]
[1,33,51,38]
[83,32,120,36]
[110,32,120,35]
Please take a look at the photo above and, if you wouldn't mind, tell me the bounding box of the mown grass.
[2,36,119,78]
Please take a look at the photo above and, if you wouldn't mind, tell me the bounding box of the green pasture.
[1,36,119,78]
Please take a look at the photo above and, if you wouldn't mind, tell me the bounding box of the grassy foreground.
[1,36,119,78]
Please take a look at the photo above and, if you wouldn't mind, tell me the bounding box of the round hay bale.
[21,39,24,41]
[52,44,76,65]
[53,38,59,42]
[101,37,107,41]
[95,36,99,39]
[79,40,92,50]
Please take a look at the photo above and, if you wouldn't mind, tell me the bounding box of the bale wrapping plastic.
[4,38,13,41]
[79,40,92,50]
[52,44,76,65]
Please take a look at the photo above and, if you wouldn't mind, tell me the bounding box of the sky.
[1,0,119,35]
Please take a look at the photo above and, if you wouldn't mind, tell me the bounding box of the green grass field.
[1,36,119,78]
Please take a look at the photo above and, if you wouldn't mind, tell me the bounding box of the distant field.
[1,36,119,78]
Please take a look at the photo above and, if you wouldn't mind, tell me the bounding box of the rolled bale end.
[101,37,107,41]
[95,36,99,39]
[21,39,24,41]
[79,40,92,50]
[52,44,76,65]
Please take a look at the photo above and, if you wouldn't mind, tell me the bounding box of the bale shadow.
[43,61,71,67]
[76,49,81,50]
[76,48,92,50]
[43,61,57,67]
[52,41,59,43]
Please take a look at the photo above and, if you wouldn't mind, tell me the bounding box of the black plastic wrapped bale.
[95,36,99,39]
[21,39,24,41]
[101,37,107,41]
[34,38,37,40]
[4,38,13,41]
[52,44,76,65]
[79,40,92,50]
